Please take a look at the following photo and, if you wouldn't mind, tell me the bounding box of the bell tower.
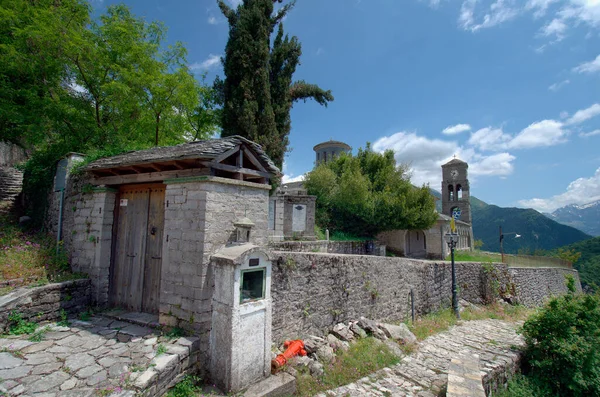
[441,158,471,224]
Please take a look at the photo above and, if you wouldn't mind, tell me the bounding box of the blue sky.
[93,0,600,213]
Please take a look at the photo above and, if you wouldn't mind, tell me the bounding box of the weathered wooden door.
[110,184,165,313]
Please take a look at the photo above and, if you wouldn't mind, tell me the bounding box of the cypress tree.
[218,0,333,168]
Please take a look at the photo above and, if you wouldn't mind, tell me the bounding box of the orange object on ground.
[271,339,307,373]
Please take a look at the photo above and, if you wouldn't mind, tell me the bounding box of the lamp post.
[445,231,460,319]
[499,226,522,262]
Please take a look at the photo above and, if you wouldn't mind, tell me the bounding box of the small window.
[240,269,265,303]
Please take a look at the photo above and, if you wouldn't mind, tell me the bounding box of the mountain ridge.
[544,199,600,237]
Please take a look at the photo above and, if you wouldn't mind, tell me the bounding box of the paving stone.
[0,352,24,369]
[76,363,102,379]
[47,325,71,332]
[0,379,19,391]
[21,340,54,354]
[43,332,71,341]
[108,363,128,377]
[10,384,26,395]
[98,329,118,338]
[85,369,108,386]
[55,334,85,348]
[0,365,32,380]
[31,362,63,375]
[60,377,77,391]
[28,371,70,393]
[1,340,35,351]
[143,337,158,346]
[107,321,130,330]
[64,353,95,372]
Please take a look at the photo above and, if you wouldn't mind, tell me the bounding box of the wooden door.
[110,184,165,313]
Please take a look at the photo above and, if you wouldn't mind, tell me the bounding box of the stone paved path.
[0,315,198,397]
[316,320,524,397]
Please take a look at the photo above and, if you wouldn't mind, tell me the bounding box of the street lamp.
[445,231,460,319]
[499,226,522,262]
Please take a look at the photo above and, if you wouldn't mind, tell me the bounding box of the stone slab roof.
[84,136,280,175]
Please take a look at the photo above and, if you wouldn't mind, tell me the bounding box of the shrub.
[521,288,600,396]
[165,375,203,397]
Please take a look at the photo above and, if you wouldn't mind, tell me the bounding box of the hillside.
[428,189,591,253]
[471,199,592,253]
[555,236,600,289]
[545,200,600,237]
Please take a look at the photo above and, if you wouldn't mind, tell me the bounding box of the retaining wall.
[269,240,386,256]
[270,252,581,342]
[0,279,91,333]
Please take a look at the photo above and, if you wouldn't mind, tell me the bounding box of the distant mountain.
[429,188,592,254]
[545,200,600,237]
[471,198,592,254]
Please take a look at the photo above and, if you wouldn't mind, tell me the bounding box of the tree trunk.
[154,113,160,146]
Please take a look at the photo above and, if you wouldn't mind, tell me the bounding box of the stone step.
[243,373,296,397]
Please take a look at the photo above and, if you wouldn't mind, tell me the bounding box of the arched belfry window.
[448,185,454,201]
[457,184,463,200]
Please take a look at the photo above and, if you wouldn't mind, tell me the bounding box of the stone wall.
[269,240,386,256]
[509,267,582,307]
[269,252,581,342]
[0,279,91,333]
[159,177,270,366]
[53,175,117,306]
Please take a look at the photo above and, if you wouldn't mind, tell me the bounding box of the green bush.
[492,374,553,397]
[521,286,600,396]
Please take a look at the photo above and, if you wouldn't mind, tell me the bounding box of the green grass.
[0,203,85,292]
[407,304,531,341]
[166,375,203,397]
[6,310,38,336]
[295,337,400,397]
[446,250,502,263]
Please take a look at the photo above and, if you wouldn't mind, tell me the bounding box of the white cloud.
[468,127,511,151]
[372,131,515,186]
[469,152,516,176]
[519,167,600,212]
[459,0,519,31]
[566,103,600,124]
[208,16,218,25]
[189,54,222,71]
[442,123,472,135]
[282,174,305,184]
[526,0,560,18]
[573,54,600,74]
[580,129,600,137]
[539,17,568,39]
[509,119,568,149]
[548,79,570,91]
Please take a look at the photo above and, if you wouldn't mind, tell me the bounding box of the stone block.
[243,372,296,397]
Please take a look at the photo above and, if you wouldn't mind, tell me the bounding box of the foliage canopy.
[0,1,220,224]
[521,282,600,397]
[304,145,437,236]
[217,0,333,168]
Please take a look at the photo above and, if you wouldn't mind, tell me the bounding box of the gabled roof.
[85,136,280,175]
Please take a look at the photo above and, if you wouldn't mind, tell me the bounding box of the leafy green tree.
[304,145,438,236]
[521,285,600,396]
[217,0,333,168]
[0,0,90,147]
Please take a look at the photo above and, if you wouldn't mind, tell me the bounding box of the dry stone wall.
[270,252,581,342]
[270,240,386,256]
[509,267,581,306]
[0,279,91,333]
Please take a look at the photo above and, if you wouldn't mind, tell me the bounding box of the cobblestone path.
[0,315,198,397]
[316,320,525,397]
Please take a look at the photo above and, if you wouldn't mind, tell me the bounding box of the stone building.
[47,136,280,387]
[268,182,316,241]
[314,139,351,165]
[377,157,474,259]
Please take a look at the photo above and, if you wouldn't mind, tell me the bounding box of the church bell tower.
[441,158,472,225]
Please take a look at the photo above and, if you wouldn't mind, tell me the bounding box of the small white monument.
[209,237,273,392]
